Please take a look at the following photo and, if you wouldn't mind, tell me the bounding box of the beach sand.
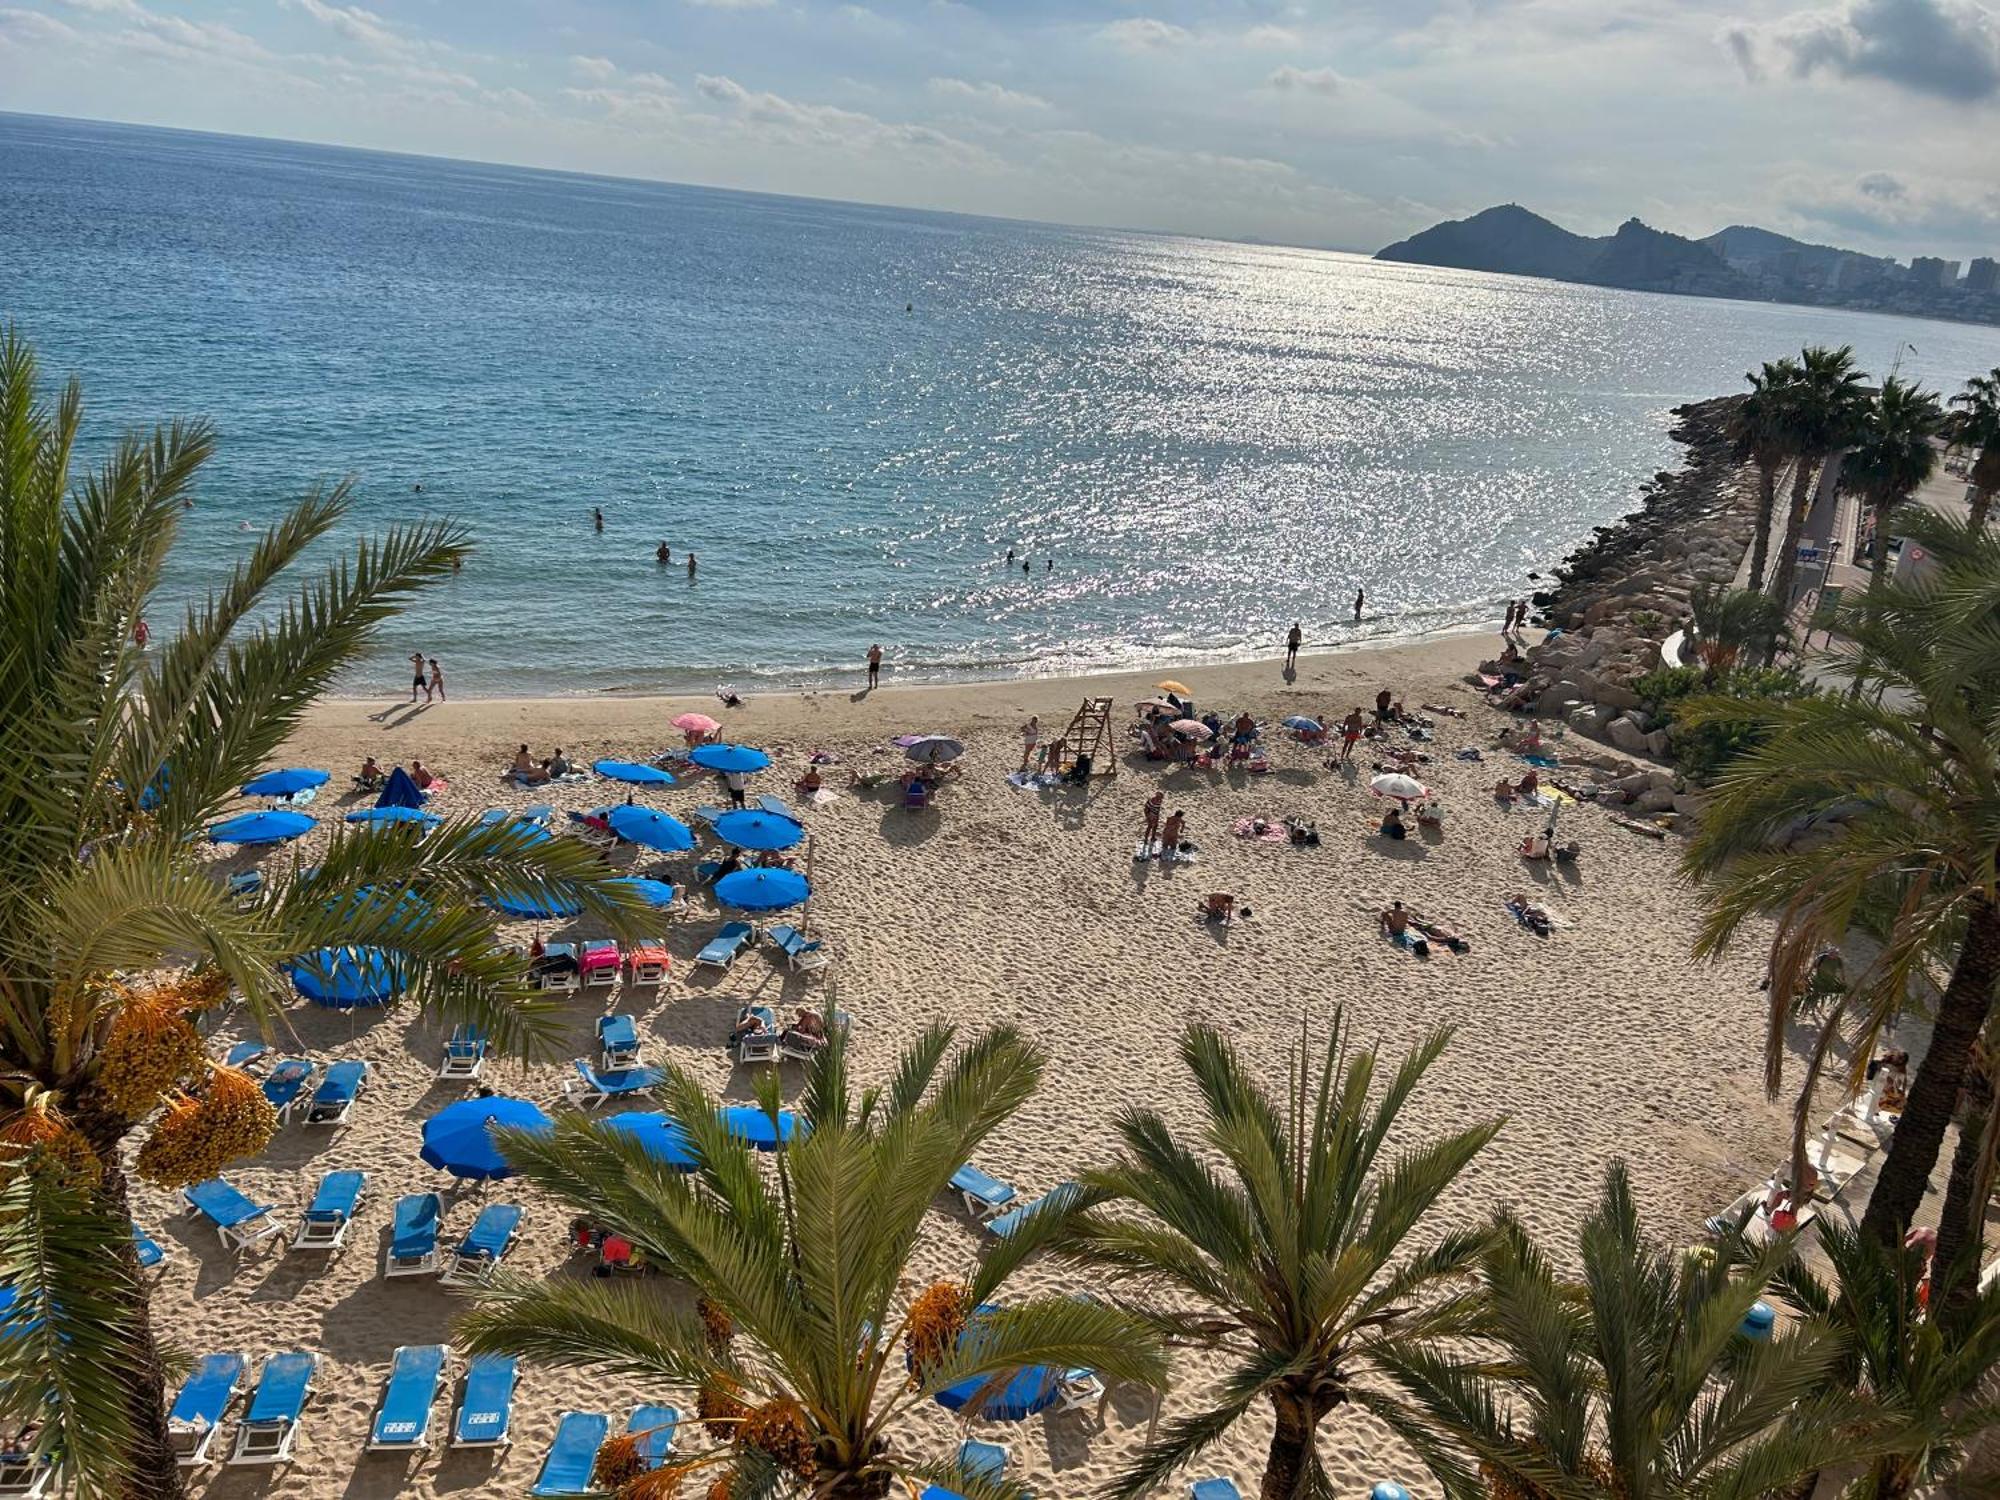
[149,634,1794,1499]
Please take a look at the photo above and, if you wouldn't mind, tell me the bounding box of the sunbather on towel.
[1378,900,1429,956]
[511,745,551,785]
[1378,807,1408,841]
[1409,910,1471,952]
[410,758,444,791]
[355,755,383,790]
[795,766,823,795]
[1506,893,1553,936]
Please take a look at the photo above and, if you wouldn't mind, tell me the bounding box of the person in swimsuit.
[1020,715,1040,772]
[410,651,428,703]
[427,657,445,702]
[657,541,670,564]
[1285,622,1302,670]
[1142,790,1164,849]
[687,552,698,579]
[1340,708,1365,764]
[593,507,604,532]
[866,644,882,690]
[1159,808,1185,858]
[1353,587,1365,623]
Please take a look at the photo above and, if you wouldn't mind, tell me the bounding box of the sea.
[6,111,2000,698]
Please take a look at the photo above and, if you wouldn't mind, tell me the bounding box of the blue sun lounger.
[222,1039,268,1070]
[183,1177,285,1254]
[305,1059,367,1126]
[627,1404,679,1468]
[292,1170,366,1253]
[765,923,828,972]
[367,1344,449,1451]
[0,1448,52,1498]
[452,1354,519,1448]
[168,1351,245,1467]
[567,1058,668,1108]
[384,1192,443,1277]
[227,1350,317,1465]
[960,1439,1010,1482]
[440,1024,488,1080]
[596,1013,641,1068]
[1191,1482,1245,1500]
[440,1203,524,1287]
[132,1221,166,1270]
[224,869,263,911]
[949,1164,1018,1222]
[530,1411,609,1496]
[260,1058,315,1123]
[986,1182,1080,1239]
[756,794,801,822]
[693,920,755,972]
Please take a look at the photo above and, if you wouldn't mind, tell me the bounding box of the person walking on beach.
[723,769,747,809]
[410,651,428,703]
[1340,708,1365,764]
[1285,622,1302,671]
[866,643,882,690]
[1353,587,1365,624]
[427,657,446,703]
[1020,715,1040,772]
[686,552,698,579]
[593,507,605,533]
[1142,790,1165,851]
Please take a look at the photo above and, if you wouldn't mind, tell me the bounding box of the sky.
[1,0,1997,259]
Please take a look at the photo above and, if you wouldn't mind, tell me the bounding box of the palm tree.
[1680,523,2000,1257]
[0,329,643,1499]
[1846,377,1945,587]
[1731,358,1798,595]
[1947,367,2000,531]
[1770,1221,2000,1499]
[1377,1164,1870,1500]
[1685,582,1788,680]
[1052,1017,1501,1500]
[457,1024,1169,1499]
[1766,344,1870,610]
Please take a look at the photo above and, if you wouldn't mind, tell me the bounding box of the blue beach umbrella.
[420,1097,552,1181]
[1281,716,1322,733]
[689,743,772,774]
[715,867,809,912]
[718,1105,804,1151]
[602,1112,698,1169]
[209,810,316,846]
[345,805,441,827]
[925,1307,1062,1421]
[288,946,406,1008]
[607,877,679,908]
[241,767,330,797]
[489,887,585,920]
[593,759,677,786]
[606,805,696,852]
[712,809,804,852]
[376,766,427,808]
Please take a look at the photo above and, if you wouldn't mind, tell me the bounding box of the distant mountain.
[1376,205,1744,296]
[1700,224,1899,280]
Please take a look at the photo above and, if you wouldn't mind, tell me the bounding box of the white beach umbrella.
[1369,772,1427,802]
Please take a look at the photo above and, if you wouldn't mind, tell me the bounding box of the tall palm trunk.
[1767,457,1819,614]
[1260,1383,1337,1500]
[1869,497,1898,589]
[75,1094,184,1500]
[1748,458,1779,593]
[1860,897,2000,1248]
[1971,483,1993,532]
[1930,1046,1995,1317]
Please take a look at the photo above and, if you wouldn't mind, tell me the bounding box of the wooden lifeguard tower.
[1053,697,1116,779]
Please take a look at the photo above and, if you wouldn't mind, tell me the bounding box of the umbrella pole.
[802,835,816,940]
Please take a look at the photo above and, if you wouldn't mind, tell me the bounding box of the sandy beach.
[147,632,1796,1499]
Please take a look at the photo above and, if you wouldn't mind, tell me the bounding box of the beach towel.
[1229,818,1289,843]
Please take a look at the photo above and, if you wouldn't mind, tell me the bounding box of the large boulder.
[1645,729,1673,759]
[1606,715,1650,755]
[1632,787,1678,814]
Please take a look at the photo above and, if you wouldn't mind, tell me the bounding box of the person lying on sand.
[511,745,551,785]
[1506,893,1553,936]
[1408,908,1471,952]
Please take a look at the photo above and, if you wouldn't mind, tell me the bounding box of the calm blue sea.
[6,111,2000,696]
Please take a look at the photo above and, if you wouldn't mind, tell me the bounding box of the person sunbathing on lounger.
[729,1009,768,1049]
[782,1008,828,1052]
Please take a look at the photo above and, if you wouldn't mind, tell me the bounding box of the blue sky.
[1,0,1996,256]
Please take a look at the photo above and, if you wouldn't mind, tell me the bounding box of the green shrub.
[1633,665,1817,781]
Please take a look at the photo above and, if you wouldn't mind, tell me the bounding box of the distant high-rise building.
[1774,249,1803,285]
[1834,255,1868,290]
[1968,257,2000,293]
[1909,256,1960,288]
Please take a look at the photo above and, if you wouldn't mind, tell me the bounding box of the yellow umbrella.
[1156,679,1192,696]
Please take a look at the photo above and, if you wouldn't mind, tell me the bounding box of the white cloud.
[926,75,1051,111]
[684,0,773,9]
[1241,24,1303,49]
[1724,0,2000,102]
[1266,64,1344,93]
[1095,17,1191,50]
[286,0,402,55]
[569,53,616,80]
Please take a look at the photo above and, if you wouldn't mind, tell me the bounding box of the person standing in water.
[866,643,882,690]
[686,552,698,579]
[1285,622,1302,671]
[428,657,446,703]
[657,541,670,564]
[593,507,605,533]
[1353,587,1365,624]
[410,651,428,703]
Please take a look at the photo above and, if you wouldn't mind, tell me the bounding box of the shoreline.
[320,619,1511,709]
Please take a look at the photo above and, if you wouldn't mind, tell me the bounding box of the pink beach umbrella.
[1169,719,1212,738]
[673,712,721,737]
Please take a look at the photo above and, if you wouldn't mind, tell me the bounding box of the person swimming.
[656,541,670,564]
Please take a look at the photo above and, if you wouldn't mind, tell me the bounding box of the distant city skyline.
[0,0,1995,259]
